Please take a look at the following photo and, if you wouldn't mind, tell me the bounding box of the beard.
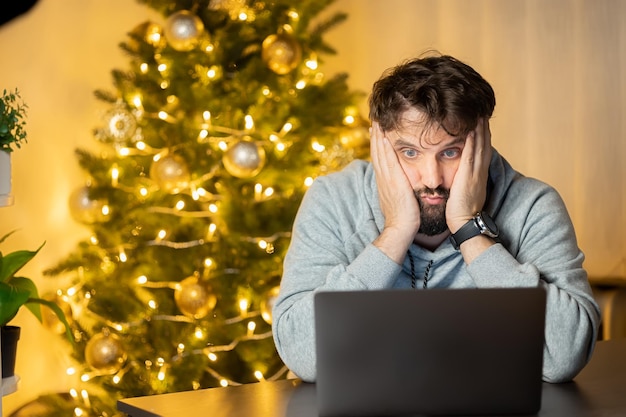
[415,186,450,236]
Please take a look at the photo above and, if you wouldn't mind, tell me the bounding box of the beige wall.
[0,0,624,412]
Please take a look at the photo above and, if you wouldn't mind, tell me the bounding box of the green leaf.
[25,297,75,346]
[0,242,44,282]
[11,276,41,319]
[0,281,30,326]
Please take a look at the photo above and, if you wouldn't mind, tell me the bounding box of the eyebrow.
[393,135,465,149]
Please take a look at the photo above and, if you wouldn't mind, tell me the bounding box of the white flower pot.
[0,150,14,206]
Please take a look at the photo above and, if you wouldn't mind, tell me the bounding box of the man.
[272,53,600,384]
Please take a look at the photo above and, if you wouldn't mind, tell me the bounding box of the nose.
[417,157,444,190]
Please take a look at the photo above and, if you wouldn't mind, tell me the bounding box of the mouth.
[419,194,446,205]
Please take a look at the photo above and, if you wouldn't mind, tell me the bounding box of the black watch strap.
[450,218,482,250]
[449,211,499,250]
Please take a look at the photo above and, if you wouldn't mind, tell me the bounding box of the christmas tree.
[16,0,368,415]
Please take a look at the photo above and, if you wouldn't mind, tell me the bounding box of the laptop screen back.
[314,288,546,417]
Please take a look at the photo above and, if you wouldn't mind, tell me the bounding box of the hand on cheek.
[446,119,492,233]
[370,122,421,259]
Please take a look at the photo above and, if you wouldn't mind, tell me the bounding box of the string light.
[239,299,249,314]
[311,140,325,152]
[244,114,254,130]
[247,321,256,336]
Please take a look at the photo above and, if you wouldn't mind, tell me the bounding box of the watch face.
[477,212,499,237]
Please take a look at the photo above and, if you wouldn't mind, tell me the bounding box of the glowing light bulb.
[220,379,228,387]
[305,59,318,70]
[311,140,325,152]
[245,114,254,130]
[239,299,249,314]
[282,122,293,133]
[247,321,256,335]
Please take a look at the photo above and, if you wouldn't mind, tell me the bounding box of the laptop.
[314,287,546,417]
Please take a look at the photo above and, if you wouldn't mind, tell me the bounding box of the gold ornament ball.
[175,276,217,319]
[223,140,266,178]
[164,10,205,51]
[85,332,127,374]
[261,33,302,75]
[260,286,280,325]
[68,186,108,224]
[150,154,191,193]
[41,293,72,335]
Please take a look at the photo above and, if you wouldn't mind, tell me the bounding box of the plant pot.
[1,325,21,378]
[0,150,14,206]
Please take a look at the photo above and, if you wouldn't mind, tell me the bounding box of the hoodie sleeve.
[467,180,601,383]
[271,167,400,382]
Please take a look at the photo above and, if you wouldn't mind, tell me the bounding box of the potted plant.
[0,88,28,206]
[0,230,73,379]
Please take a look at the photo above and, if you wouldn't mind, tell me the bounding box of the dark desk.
[118,339,626,417]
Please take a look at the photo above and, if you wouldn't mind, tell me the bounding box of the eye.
[401,148,418,158]
[441,148,461,159]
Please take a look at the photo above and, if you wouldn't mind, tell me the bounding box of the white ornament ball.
[174,276,217,319]
[150,154,191,193]
[85,332,127,374]
[164,10,205,51]
[223,140,266,178]
[104,107,137,142]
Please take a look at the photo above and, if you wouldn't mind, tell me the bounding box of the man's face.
[385,109,466,236]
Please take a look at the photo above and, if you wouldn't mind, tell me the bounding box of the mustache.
[414,186,450,199]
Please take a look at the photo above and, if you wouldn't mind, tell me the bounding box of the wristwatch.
[449,211,499,250]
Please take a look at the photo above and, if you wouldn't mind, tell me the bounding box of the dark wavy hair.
[368,53,496,137]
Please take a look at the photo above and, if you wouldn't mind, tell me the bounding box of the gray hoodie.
[272,149,600,383]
